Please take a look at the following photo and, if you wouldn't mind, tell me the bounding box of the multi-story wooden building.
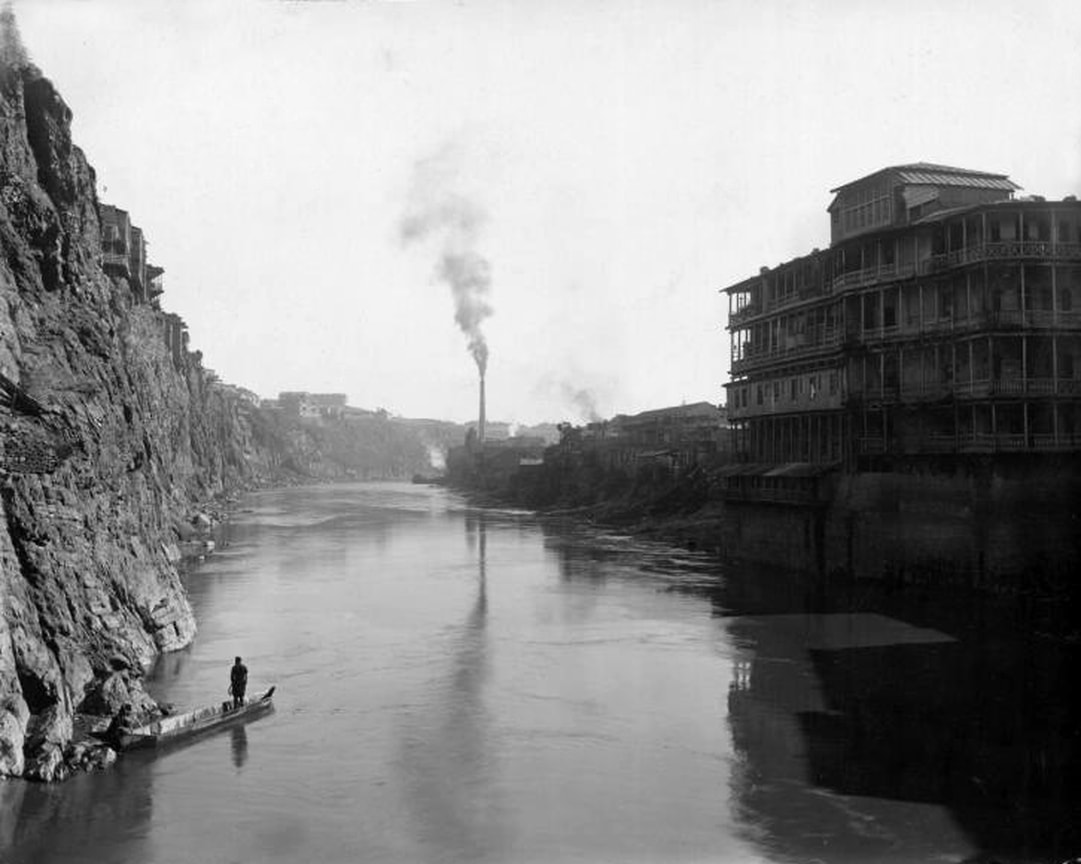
[100,204,165,303]
[724,163,1081,468]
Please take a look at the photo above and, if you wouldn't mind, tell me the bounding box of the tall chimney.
[478,374,486,443]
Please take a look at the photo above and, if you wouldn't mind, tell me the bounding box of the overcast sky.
[13,0,1081,425]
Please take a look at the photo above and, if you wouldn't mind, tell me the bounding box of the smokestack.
[478,374,486,443]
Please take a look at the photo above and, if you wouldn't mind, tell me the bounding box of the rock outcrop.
[0,53,209,779]
[0,47,283,778]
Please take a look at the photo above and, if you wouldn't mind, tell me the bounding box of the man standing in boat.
[229,656,248,709]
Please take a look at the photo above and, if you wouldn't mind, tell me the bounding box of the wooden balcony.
[830,261,918,293]
[928,241,1081,273]
[730,329,844,374]
[858,431,1081,455]
[101,251,130,277]
[848,377,1081,403]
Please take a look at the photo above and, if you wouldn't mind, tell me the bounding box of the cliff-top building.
[724,163,1081,468]
[99,204,165,303]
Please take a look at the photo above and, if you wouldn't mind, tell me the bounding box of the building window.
[790,378,797,400]
[756,385,763,406]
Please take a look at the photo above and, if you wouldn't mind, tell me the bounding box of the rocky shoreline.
[0,42,337,783]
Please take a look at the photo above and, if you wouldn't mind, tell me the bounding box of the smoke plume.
[563,384,602,423]
[400,144,493,377]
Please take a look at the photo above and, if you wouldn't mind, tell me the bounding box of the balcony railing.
[729,285,832,324]
[851,376,1081,402]
[731,329,843,373]
[928,241,1081,272]
[858,432,1081,455]
[101,251,130,276]
[899,382,953,401]
[831,261,918,293]
[729,303,761,325]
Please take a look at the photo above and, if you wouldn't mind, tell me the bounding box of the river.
[1,482,1076,864]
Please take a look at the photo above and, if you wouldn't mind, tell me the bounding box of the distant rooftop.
[830,162,1019,194]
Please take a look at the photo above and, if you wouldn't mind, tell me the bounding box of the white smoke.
[400,143,493,377]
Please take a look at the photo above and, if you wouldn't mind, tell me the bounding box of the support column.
[969,339,974,392]
[1022,335,1028,394]
[1052,262,1059,326]
[966,270,971,327]
[899,345,905,398]
[1020,262,1027,323]
[1053,333,1059,392]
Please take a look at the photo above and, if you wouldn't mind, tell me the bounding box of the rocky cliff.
[0,41,365,780]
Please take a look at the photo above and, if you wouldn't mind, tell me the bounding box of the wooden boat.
[105,686,276,751]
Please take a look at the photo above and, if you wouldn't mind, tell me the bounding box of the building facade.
[100,204,164,303]
[724,164,1081,468]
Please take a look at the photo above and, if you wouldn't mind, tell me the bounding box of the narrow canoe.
[109,686,276,751]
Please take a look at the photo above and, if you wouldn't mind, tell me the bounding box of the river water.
[1,482,1076,864]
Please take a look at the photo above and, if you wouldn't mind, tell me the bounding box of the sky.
[11,0,1081,425]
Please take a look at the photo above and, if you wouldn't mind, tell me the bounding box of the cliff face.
[0,53,442,780]
[0,60,279,780]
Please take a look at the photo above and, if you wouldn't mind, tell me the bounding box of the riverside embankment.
[449,440,1081,643]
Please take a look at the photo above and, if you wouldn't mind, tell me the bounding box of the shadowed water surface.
[0,482,1075,863]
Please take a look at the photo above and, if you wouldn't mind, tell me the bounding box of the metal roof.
[895,169,1017,190]
[830,163,1018,194]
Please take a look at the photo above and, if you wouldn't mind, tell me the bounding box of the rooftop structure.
[827,162,1019,245]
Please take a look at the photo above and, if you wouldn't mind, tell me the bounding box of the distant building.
[99,204,163,303]
[609,401,728,450]
[556,402,729,470]
[466,420,510,440]
[515,422,561,445]
[308,393,347,419]
[278,392,349,420]
[162,313,188,370]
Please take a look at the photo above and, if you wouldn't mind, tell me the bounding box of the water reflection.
[0,752,155,863]
[231,724,249,771]
[398,510,507,861]
[715,563,1081,863]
